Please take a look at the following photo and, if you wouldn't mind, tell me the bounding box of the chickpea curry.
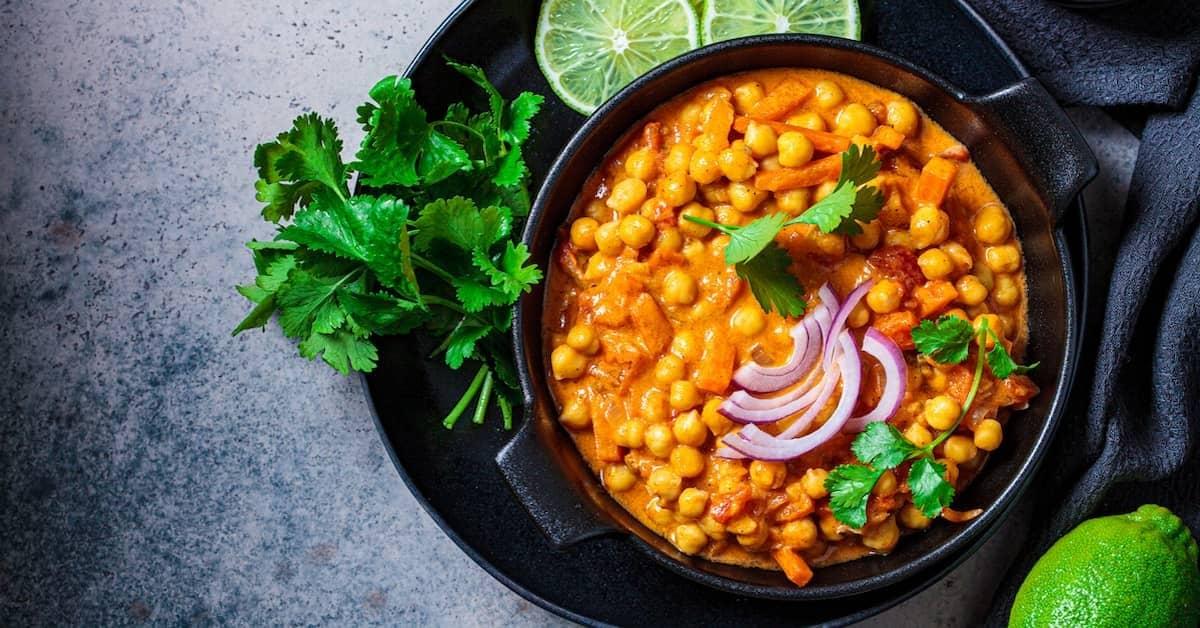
[542,68,1039,586]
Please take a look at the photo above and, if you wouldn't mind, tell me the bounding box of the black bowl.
[501,35,1096,601]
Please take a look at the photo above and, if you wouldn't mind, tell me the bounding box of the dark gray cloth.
[965,0,1200,622]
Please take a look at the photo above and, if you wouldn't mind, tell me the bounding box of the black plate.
[364,0,1089,624]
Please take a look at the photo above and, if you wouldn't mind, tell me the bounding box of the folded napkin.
[965,0,1200,622]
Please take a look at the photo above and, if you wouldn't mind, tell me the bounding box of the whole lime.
[1011,504,1200,627]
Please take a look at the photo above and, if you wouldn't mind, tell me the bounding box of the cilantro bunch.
[824,315,1037,527]
[233,60,545,429]
[683,145,884,317]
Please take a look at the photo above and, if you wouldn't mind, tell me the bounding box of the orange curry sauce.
[542,69,1038,584]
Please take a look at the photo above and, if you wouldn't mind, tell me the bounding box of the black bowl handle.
[496,416,619,548]
[966,78,1098,225]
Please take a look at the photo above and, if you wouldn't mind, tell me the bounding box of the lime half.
[536,0,701,115]
[701,0,861,44]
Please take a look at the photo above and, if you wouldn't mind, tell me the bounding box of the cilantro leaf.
[473,241,543,299]
[912,315,975,364]
[444,323,492,369]
[447,61,504,136]
[733,243,807,317]
[795,144,883,235]
[452,278,511,313]
[253,113,348,222]
[337,290,425,335]
[908,457,955,518]
[354,75,470,187]
[412,197,511,254]
[723,212,789,264]
[840,144,881,186]
[274,268,354,338]
[985,337,1039,378]
[298,328,379,374]
[851,422,918,469]
[796,180,859,234]
[492,145,526,187]
[826,464,884,529]
[503,92,544,145]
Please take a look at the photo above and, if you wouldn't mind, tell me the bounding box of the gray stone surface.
[0,1,1137,625]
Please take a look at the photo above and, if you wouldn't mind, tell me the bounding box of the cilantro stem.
[443,364,489,429]
[472,369,494,425]
[431,120,490,162]
[428,317,466,359]
[924,319,989,453]
[682,214,739,233]
[411,252,457,284]
[423,295,466,315]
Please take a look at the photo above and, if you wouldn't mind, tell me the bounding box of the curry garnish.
[233,60,544,429]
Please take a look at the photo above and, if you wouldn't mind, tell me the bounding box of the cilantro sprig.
[234,60,545,430]
[825,315,1037,527]
[683,145,884,317]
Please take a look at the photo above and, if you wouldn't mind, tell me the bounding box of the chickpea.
[918,248,955,280]
[594,221,624,255]
[670,523,708,554]
[606,178,647,214]
[624,148,657,181]
[787,111,826,131]
[641,389,670,423]
[974,313,1004,348]
[910,204,950,249]
[570,217,599,251]
[733,81,766,113]
[974,204,1012,244]
[746,460,783,490]
[673,410,708,447]
[679,101,703,129]
[776,188,811,215]
[801,468,829,499]
[819,512,844,541]
[644,423,675,458]
[849,220,882,250]
[670,445,706,478]
[944,435,978,463]
[551,345,587,380]
[866,279,903,314]
[728,181,769,212]
[677,203,714,239]
[662,269,698,305]
[604,464,637,492]
[701,397,733,436]
[814,179,839,202]
[924,366,949,392]
[974,418,1004,451]
[940,458,960,486]
[670,330,701,362]
[559,397,590,430]
[904,422,933,447]
[584,198,608,221]
[863,515,900,551]
[780,518,819,549]
[699,514,727,540]
[813,80,844,109]
[669,380,701,411]
[873,470,898,497]
[659,170,697,207]
[648,467,683,501]
[941,241,974,273]
[726,515,758,536]
[617,214,655,249]
[719,145,758,182]
[885,100,920,136]
[689,149,722,185]
[615,419,645,448]
[583,253,614,280]
[744,121,778,158]
[883,228,912,248]
[714,203,742,227]
[993,274,1020,307]
[645,497,675,526]
[944,307,970,322]
[566,324,599,355]
[656,227,683,252]
[730,304,766,336]
[664,143,693,173]
[956,275,989,306]
[777,131,814,167]
[925,395,961,431]
[835,103,877,137]
[899,504,932,529]
[759,155,782,171]
[700,181,730,205]
[985,244,1022,273]
[677,488,709,518]
[654,354,686,386]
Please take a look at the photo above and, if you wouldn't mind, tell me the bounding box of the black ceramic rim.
[359,0,1085,621]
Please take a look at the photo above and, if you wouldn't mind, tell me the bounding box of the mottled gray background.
[0,1,1136,625]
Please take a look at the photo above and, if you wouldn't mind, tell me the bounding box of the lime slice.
[536,0,701,115]
[701,0,861,44]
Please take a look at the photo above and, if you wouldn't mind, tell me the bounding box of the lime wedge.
[536,0,701,115]
[701,0,861,44]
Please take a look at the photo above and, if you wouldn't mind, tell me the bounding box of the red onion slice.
[823,280,874,362]
[726,364,824,411]
[734,350,841,442]
[722,332,863,460]
[731,314,822,393]
[844,328,908,433]
[819,283,839,313]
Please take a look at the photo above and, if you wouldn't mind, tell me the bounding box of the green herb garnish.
[233,60,544,430]
[683,145,884,317]
[825,315,1037,527]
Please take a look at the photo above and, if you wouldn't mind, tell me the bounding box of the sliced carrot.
[588,397,622,462]
[695,324,735,393]
[631,293,671,356]
[747,80,811,121]
[753,154,842,191]
[870,125,905,151]
[873,310,919,350]
[913,156,958,207]
[772,547,814,588]
[913,279,957,318]
[699,97,735,151]
[735,116,850,154]
[710,485,753,524]
[640,121,662,152]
